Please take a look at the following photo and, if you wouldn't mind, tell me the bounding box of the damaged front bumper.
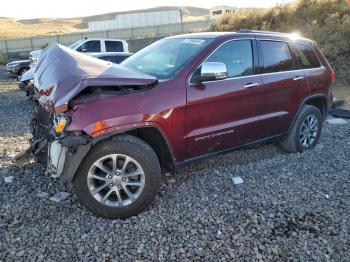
[25,99,92,181]
[47,134,91,182]
[6,68,18,76]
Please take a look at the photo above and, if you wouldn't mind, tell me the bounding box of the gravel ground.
[0,67,349,261]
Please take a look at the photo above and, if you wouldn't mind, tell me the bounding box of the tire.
[280,105,323,153]
[73,135,161,218]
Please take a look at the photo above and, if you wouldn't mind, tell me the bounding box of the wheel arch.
[91,125,175,173]
[304,95,328,120]
[288,93,328,134]
[60,125,175,184]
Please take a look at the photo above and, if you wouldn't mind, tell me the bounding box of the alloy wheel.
[87,154,145,207]
[299,115,318,148]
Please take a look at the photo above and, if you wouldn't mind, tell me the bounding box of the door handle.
[243,83,259,89]
[293,76,305,81]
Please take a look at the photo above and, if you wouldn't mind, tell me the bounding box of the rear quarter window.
[295,44,321,69]
[260,41,293,73]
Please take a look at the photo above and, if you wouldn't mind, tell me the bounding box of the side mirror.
[200,62,228,82]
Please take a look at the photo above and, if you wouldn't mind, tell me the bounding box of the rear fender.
[287,93,328,134]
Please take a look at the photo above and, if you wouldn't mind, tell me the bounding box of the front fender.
[58,122,175,183]
[89,121,176,161]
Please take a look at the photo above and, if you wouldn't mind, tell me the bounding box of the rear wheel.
[280,105,323,153]
[73,135,161,218]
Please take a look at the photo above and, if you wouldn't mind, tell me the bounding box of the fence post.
[156,25,160,37]
[30,38,34,50]
[106,30,110,38]
[4,40,9,59]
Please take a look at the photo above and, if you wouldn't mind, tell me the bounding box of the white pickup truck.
[30,38,129,62]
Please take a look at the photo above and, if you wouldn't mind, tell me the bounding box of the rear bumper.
[47,135,91,182]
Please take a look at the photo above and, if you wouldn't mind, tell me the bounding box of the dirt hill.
[0,6,209,39]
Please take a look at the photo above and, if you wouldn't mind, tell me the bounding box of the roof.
[170,30,313,42]
[170,32,233,39]
[79,38,128,42]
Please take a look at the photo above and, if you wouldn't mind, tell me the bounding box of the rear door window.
[105,41,124,52]
[77,40,101,52]
[205,39,254,78]
[295,44,321,69]
[260,41,293,73]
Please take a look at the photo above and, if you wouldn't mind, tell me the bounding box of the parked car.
[19,66,36,96]
[34,30,334,218]
[6,59,31,78]
[30,38,129,60]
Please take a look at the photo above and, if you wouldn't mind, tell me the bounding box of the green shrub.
[212,0,350,84]
[0,51,7,65]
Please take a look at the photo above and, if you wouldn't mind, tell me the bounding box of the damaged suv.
[35,31,334,218]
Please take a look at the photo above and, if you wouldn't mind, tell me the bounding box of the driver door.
[186,39,263,157]
[77,40,102,54]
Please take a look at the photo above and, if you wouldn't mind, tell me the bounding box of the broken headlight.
[53,115,70,134]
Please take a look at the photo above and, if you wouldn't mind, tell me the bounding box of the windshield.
[121,38,213,80]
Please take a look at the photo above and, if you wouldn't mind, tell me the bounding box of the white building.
[88,10,182,32]
[209,6,236,20]
[115,11,182,29]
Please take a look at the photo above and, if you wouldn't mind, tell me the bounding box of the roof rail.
[238,29,290,35]
[237,29,253,33]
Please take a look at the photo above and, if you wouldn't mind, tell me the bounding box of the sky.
[1,0,295,19]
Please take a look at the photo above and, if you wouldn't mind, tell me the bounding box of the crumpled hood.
[35,43,157,112]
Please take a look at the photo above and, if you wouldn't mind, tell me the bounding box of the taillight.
[330,71,336,81]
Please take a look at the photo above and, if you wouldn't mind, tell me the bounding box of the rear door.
[293,42,327,96]
[254,39,309,137]
[186,38,263,157]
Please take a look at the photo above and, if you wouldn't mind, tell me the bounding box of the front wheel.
[73,135,161,218]
[280,105,323,153]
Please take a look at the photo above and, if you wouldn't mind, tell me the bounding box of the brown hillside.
[0,6,209,39]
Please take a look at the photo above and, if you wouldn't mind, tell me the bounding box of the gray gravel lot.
[0,67,349,261]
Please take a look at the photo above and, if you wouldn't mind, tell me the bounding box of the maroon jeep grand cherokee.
[35,30,335,218]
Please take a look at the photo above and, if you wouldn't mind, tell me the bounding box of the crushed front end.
[29,43,157,182]
[46,115,91,181]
